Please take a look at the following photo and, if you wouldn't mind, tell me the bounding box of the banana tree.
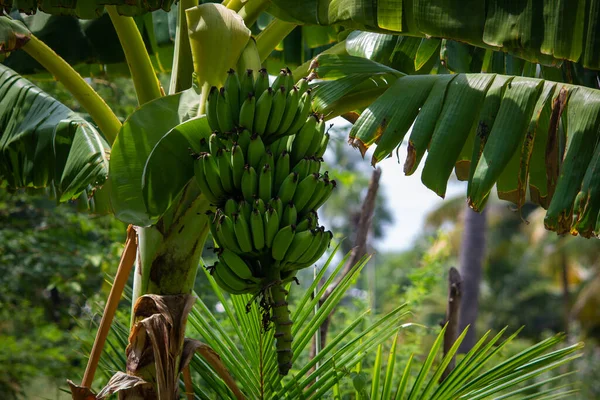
[0,0,597,399]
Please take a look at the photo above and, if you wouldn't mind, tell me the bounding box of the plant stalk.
[255,19,297,62]
[21,36,121,144]
[238,0,270,27]
[106,6,163,105]
[169,0,199,95]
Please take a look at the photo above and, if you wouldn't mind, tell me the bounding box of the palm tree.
[1,1,598,398]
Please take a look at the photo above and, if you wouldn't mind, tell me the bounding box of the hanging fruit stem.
[268,270,294,376]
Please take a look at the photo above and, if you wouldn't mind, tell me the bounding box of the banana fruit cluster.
[195,67,335,376]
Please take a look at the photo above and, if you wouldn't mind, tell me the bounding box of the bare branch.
[440,267,462,382]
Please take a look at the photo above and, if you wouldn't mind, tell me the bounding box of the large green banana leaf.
[0,64,109,204]
[0,0,177,17]
[313,54,600,238]
[270,0,600,70]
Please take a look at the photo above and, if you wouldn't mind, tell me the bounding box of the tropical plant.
[1,0,597,398]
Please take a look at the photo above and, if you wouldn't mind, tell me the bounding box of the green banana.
[231,144,245,191]
[281,202,297,227]
[212,262,254,294]
[214,261,256,292]
[290,114,319,164]
[237,129,252,156]
[295,214,312,232]
[236,37,261,83]
[198,137,210,153]
[312,179,336,211]
[301,230,333,267]
[241,164,258,202]
[296,77,309,94]
[274,151,291,188]
[259,164,272,201]
[277,86,299,135]
[202,153,225,202]
[225,69,241,125]
[303,176,329,213]
[217,149,235,194]
[250,209,265,251]
[206,86,220,132]
[284,68,294,92]
[219,215,244,254]
[254,87,273,135]
[217,87,235,133]
[269,137,288,157]
[259,150,275,172]
[219,248,254,280]
[207,211,219,243]
[269,197,283,218]
[239,93,256,131]
[294,173,320,213]
[291,158,309,181]
[264,207,280,248]
[254,198,266,214]
[277,172,299,205]
[266,86,287,135]
[287,90,312,135]
[193,156,219,204]
[307,157,321,176]
[283,229,314,265]
[271,225,296,261]
[209,133,224,154]
[254,68,269,97]
[233,213,253,253]
[248,133,267,169]
[240,69,255,103]
[224,198,238,217]
[315,132,330,158]
[271,69,288,92]
[238,200,252,222]
[295,228,322,265]
[305,115,326,157]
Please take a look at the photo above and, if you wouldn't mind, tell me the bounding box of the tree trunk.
[458,206,487,353]
[560,248,570,336]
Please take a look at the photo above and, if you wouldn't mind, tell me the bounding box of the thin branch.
[440,267,462,382]
[81,225,138,388]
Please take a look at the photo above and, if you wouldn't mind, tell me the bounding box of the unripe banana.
[231,144,245,191]
[218,215,244,254]
[271,225,296,261]
[259,164,272,201]
[219,248,255,280]
[284,68,294,92]
[264,207,280,248]
[254,68,269,97]
[225,69,241,125]
[303,176,328,213]
[307,157,321,176]
[266,86,287,135]
[254,198,266,214]
[291,158,310,181]
[315,132,330,158]
[254,87,273,135]
[224,198,238,217]
[269,137,288,157]
[211,262,254,294]
[214,261,256,292]
[269,197,283,219]
[238,200,252,222]
[209,133,224,154]
[274,151,291,188]
[202,153,225,203]
[217,87,235,133]
[301,230,333,267]
[294,228,322,265]
[312,179,336,211]
[281,202,297,227]
[233,213,253,253]
[277,172,299,205]
[305,116,326,157]
[296,77,309,95]
[240,69,255,103]
[283,229,315,265]
[193,156,219,204]
[206,86,220,132]
[271,69,288,92]
[198,137,210,153]
[259,150,274,172]
[248,133,266,170]
[207,211,219,243]
[250,209,265,251]
[217,149,235,194]
[290,114,319,164]
[287,90,312,135]
[294,173,320,213]
[239,93,256,131]
[295,214,312,232]
[237,129,252,156]
[236,37,261,83]
[277,86,299,135]
[241,164,258,202]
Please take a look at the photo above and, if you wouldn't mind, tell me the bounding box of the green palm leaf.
[0,64,109,207]
[270,0,600,70]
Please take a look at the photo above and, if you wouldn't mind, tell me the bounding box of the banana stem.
[21,35,121,144]
[226,0,244,12]
[269,272,293,376]
[238,0,270,27]
[255,19,297,63]
[169,0,199,95]
[291,40,348,81]
[81,226,137,388]
[106,6,163,105]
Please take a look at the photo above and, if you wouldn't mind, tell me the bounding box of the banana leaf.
[0,0,177,17]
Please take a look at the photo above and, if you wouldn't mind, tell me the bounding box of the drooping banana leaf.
[0,63,109,205]
[0,0,177,17]
[269,0,600,70]
[313,54,600,238]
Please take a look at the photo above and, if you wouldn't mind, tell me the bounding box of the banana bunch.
[195,66,335,376]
